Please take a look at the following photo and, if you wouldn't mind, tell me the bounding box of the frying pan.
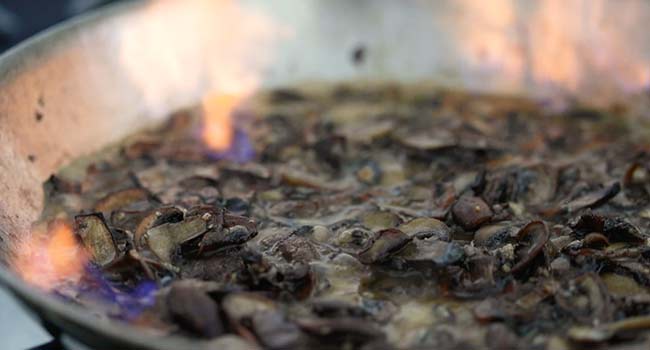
[0,1,649,348]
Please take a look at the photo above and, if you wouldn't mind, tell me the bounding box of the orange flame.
[201,93,246,151]
[13,221,87,291]
[451,0,650,103]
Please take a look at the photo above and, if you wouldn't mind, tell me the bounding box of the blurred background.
[0,0,123,53]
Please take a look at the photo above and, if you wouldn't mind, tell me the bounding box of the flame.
[201,93,244,152]
[13,221,87,291]
[450,0,650,103]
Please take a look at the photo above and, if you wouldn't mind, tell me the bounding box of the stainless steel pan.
[0,1,649,348]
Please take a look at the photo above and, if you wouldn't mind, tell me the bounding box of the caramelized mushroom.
[74,213,118,266]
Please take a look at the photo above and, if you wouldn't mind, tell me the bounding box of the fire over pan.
[1,1,650,349]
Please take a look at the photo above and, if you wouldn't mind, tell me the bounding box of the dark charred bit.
[167,283,224,338]
[357,228,412,264]
[571,213,646,243]
[351,44,366,65]
[602,217,646,243]
[452,195,493,231]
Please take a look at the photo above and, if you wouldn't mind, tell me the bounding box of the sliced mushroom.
[361,211,401,231]
[192,225,258,257]
[400,239,464,268]
[562,181,620,212]
[357,228,411,264]
[569,315,650,343]
[145,216,208,262]
[74,213,118,266]
[473,222,516,248]
[134,207,185,248]
[583,232,610,249]
[510,221,549,276]
[452,196,493,230]
[398,217,451,240]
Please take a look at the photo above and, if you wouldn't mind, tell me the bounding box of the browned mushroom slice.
[562,181,620,212]
[571,213,646,243]
[397,217,451,240]
[357,228,411,264]
[167,282,223,338]
[187,225,257,257]
[188,205,225,230]
[400,239,464,268]
[361,211,401,231]
[451,196,493,230]
[510,221,549,276]
[110,210,148,232]
[223,213,257,234]
[145,216,208,263]
[569,314,650,344]
[74,213,118,266]
[94,188,151,213]
[583,232,610,249]
[133,207,184,248]
[473,222,517,248]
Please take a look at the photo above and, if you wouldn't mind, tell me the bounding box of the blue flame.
[205,127,255,163]
[79,265,158,321]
